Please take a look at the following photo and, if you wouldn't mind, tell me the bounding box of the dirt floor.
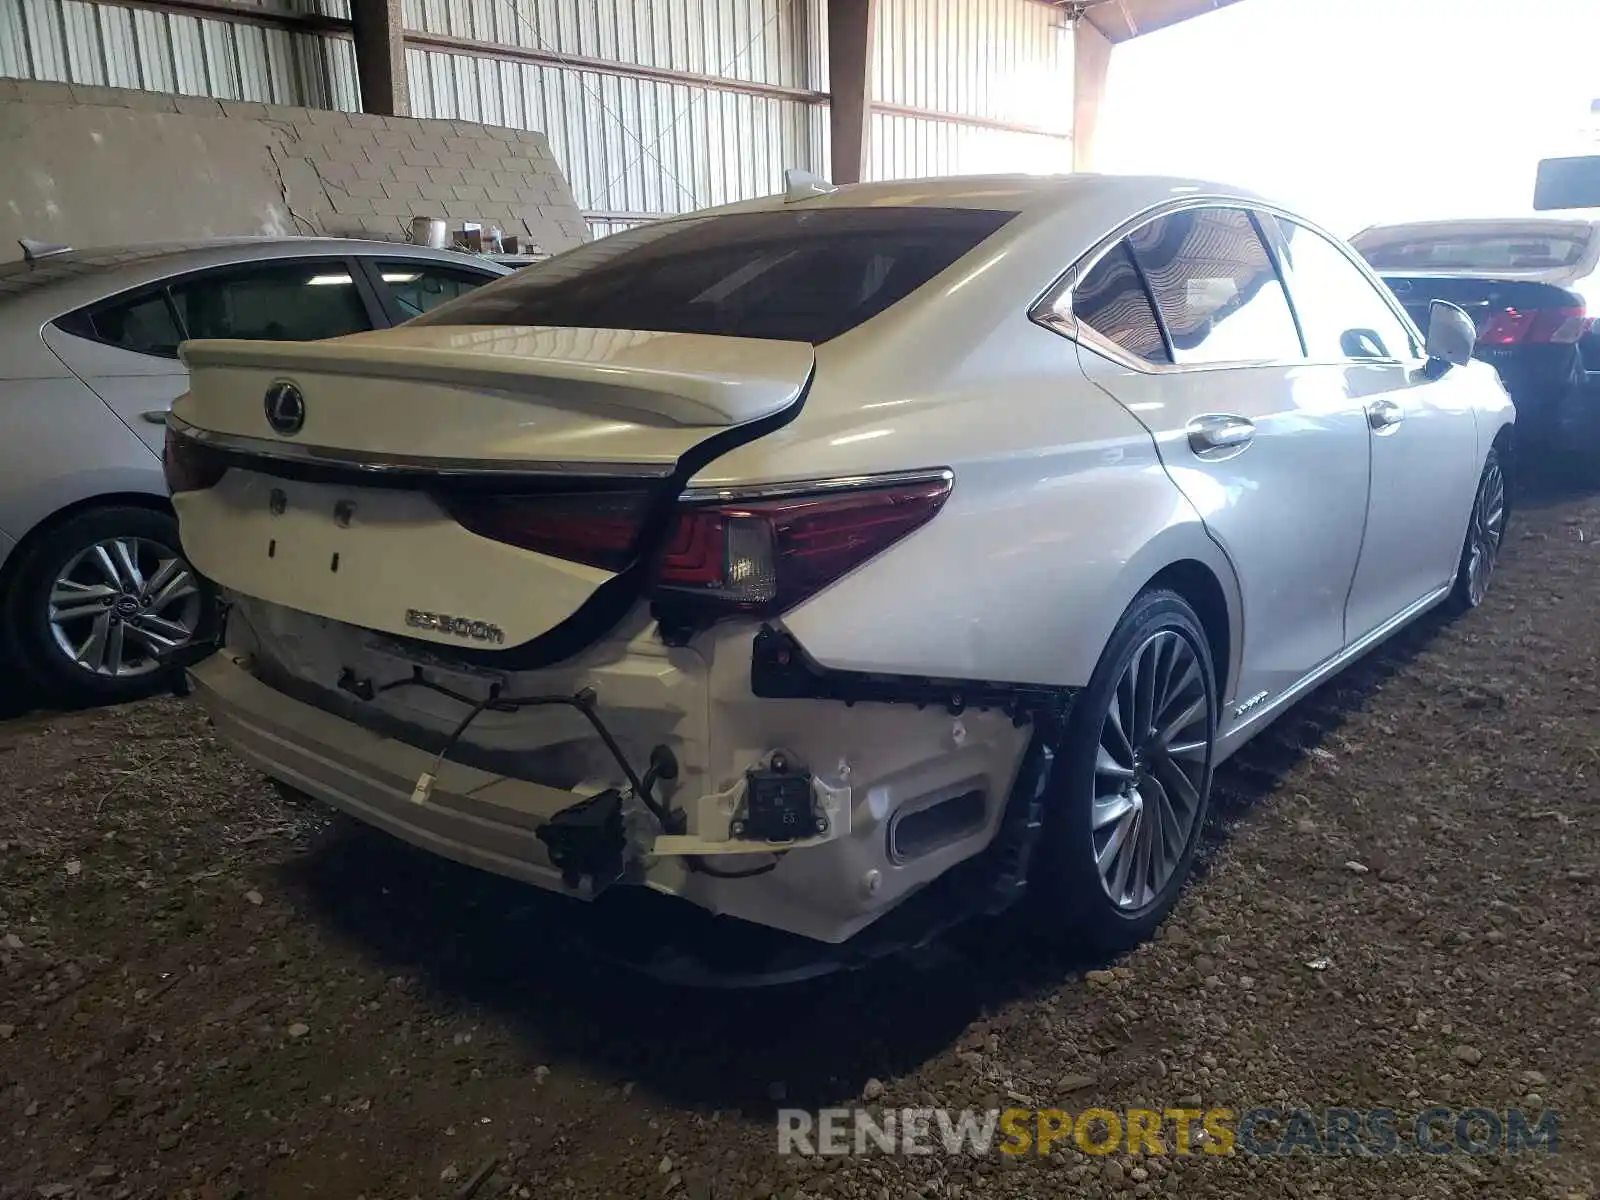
[2,475,1598,1200]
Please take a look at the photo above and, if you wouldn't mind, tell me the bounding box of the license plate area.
[177,468,612,652]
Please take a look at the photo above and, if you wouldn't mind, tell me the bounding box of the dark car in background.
[1351,218,1600,448]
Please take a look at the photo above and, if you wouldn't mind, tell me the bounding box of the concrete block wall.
[0,79,587,261]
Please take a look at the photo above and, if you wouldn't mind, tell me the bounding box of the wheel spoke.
[1149,636,1178,720]
[75,613,113,672]
[1134,642,1158,740]
[105,618,127,674]
[1103,700,1136,765]
[143,557,197,609]
[131,613,192,645]
[1139,781,1165,887]
[1156,655,1199,718]
[124,624,176,655]
[1093,790,1137,830]
[89,543,126,589]
[112,540,145,593]
[1116,650,1140,746]
[1129,806,1153,908]
[49,579,117,623]
[1106,811,1138,902]
[1155,754,1201,816]
[1146,775,1186,869]
[1096,742,1136,782]
[1166,737,1208,762]
[1155,695,1206,749]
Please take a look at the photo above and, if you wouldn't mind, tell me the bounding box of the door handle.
[140,410,169,425]
[1366,398,1405,432]
[1186,414,1256,459]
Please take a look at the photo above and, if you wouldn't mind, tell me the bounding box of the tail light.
[441,490,653,572]
[1476,306,1590,346]
[162,426,228,493]
[654,476,952,615]
[446,474,953,619]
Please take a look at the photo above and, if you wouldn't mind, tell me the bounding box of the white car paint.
[171,176,1515,951]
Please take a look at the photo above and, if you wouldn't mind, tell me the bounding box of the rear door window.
[1128,207,1305,366]
[371,261,497,320]
[1064,242,1171,364]
[81,290,184,357]
[169,261,373,341]
[409,207,1017,344]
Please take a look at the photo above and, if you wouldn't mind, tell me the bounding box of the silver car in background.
[0,239,506,705]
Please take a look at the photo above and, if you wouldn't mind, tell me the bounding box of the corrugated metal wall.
[0,0,1074,237]
[0,0,359,110]
[404,47,823,230]
[402,0,817,89]
[403,0,825,237]
[869,0,1073,180]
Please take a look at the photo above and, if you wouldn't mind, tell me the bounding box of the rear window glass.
[410,207,1016,344]
[1357,228,1593,272]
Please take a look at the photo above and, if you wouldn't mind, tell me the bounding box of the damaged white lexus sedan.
[164,174,1513,971]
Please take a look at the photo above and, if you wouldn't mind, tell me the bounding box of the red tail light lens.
[441,490,652,572]
[162,426,228,494]
[1476,306,1590,346]
[442,474,953,620]
[653,476,953,615]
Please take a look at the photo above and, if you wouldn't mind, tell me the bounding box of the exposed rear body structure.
[168,176,1515,966]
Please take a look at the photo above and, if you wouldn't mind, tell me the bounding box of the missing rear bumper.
[750,625,1076,725]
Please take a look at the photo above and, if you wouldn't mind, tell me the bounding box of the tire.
[1030,589,1217,953]
[1449,445,1508,612]
[2,505,218,707]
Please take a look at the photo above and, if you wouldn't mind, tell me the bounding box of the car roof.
[695,172,1271,220]
[0,237,509,316]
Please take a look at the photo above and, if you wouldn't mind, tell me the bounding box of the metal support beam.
[352,0,408,117]
[827,0,876,185]
[1073,15,1112,172]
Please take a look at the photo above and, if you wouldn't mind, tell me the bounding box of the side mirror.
[1425,300,1476,373]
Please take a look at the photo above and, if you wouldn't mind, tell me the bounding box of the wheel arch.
[1143,557,1236,705]
[0,492,175,593]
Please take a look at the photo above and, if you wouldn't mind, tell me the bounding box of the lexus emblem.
[263,379,306,436]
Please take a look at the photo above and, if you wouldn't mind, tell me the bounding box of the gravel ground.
[2,478,1598,1200]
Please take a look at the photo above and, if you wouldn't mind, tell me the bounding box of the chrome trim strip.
[167,416,676,480]
[680,467,955,503]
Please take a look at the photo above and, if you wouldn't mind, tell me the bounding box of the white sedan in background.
[0,239,505,705]
[163,175,1512,969]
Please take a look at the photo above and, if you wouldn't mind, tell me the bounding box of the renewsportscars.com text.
[778,1106,1559,1158]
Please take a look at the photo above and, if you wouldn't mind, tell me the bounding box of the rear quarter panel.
[698,317,1243,692]
[0,377,167,546]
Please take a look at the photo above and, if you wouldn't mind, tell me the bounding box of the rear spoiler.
[179,333,816,428]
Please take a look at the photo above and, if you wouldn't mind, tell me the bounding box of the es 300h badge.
[404,609,506,644]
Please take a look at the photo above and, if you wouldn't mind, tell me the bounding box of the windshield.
[410,207,1017,344]
[1356,226,1595,273]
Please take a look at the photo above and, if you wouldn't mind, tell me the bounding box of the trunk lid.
[176,325,814,466]
[170,325,813,656]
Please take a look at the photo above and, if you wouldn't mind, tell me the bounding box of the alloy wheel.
[1091,630,1211,910]
[47,538,203,678]
[1465,458,1506,607]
